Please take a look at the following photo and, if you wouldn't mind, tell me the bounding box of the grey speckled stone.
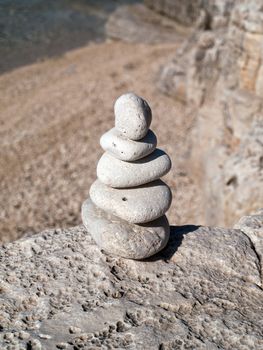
[0,210,262,349]
[114,92,152,140]
[234,209,263,285]
[90,179,172,223]
[82,198,170,259]
[100,127,157,161]
[97,149,171,188]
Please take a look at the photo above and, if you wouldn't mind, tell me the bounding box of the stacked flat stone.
[82,93,172,259]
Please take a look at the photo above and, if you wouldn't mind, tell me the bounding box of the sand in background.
[0,1,201,242]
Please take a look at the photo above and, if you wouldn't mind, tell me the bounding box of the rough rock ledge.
[0,210,263,349]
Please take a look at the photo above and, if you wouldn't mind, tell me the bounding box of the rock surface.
[90,179,172,224]
[0,210,262,349]
[97,149,171,188]
[154,0,263,226]
[216,119,263,226]
[145,0,205,26]
[235,208,263,286]
[100,128,157,162]
[105,3,188,44]
[145,0,235,27]
[82,199,170,259]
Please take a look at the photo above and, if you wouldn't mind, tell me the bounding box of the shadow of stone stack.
[82,93,172,259]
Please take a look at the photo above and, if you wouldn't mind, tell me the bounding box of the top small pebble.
[114,92,152,140]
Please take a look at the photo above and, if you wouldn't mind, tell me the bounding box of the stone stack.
[82,93,172,259]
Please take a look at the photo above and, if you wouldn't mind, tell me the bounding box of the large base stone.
[82,198,170,259]
[0,210,262,349]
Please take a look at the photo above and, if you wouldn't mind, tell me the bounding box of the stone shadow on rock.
[143,225,200,262]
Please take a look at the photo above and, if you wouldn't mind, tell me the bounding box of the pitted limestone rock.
[82,93,172,259]
[1,211,263,349]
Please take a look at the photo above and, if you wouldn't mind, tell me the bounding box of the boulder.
[0,210,262,349]
[144,0,235,27]
[105,3,188,44]
[155,0,263,226]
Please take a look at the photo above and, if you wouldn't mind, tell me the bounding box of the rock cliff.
[147,0,263,226]
[0,210,262,349]
[144,0,235,27]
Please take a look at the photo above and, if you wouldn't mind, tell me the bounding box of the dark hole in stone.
[226,175,238,187]
[122,197,127,201]
[259,156,263,169]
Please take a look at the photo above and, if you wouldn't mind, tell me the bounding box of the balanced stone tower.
[82,93,172,259]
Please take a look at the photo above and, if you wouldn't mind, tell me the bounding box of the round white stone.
[82,198,170,259]
[97,149,171,188]
[114,93,152,141]
[100,128,157,161]
[89,179,172,224]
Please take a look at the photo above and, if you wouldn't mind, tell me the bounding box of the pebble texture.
[97,149,171,188]
[82,199,170,259]
[0,209,262,349]
[114,93,152,140]
[90,179,172,224]
[100,127,157,161]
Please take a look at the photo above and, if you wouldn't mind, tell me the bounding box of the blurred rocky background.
[0,0,262,242]
[154,0,263,226]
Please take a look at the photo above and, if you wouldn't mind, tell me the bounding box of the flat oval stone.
[100,128,157,161]
[82,198,170,259]
[114,93,152,140]
[97,149,171,188]
[90,179,172,224]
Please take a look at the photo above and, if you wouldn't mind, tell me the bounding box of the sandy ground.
[0,40,202,243]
